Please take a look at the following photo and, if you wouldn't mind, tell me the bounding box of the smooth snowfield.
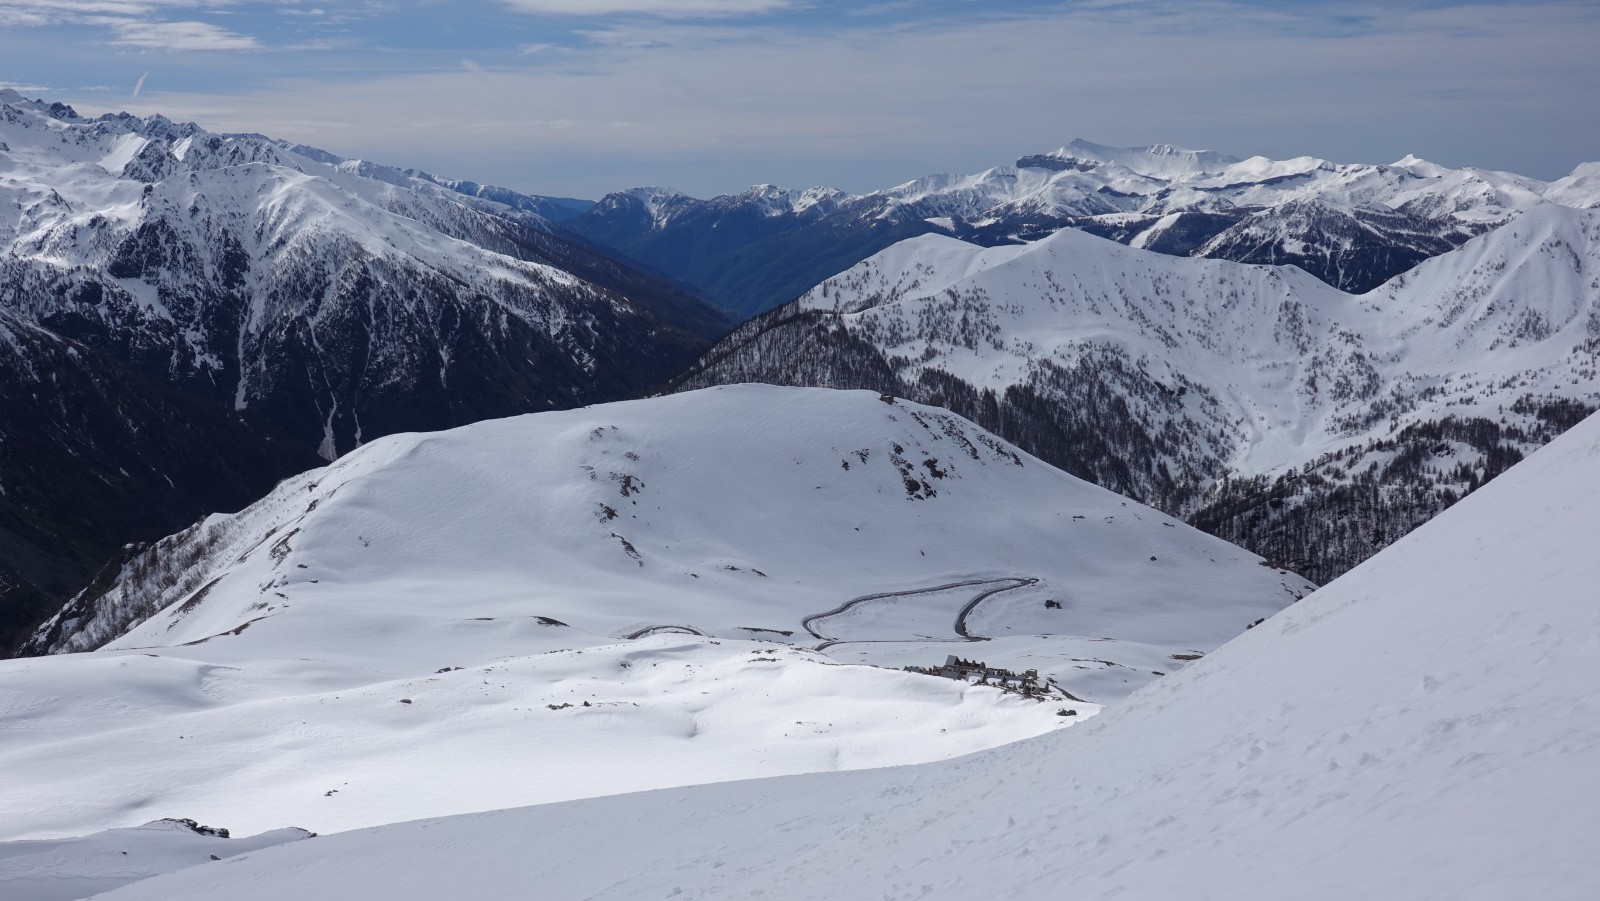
[0,387,1305,843]
[0,636,1073,847]
[88,408,1600,901]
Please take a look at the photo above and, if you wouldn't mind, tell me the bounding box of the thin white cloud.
[0,1,233,23]
[503,0,792,17]
[68,1,1600,196]
[106,19,261,50]
[131,69,150,97]
[0,1,259,51]
[461,59,493,84]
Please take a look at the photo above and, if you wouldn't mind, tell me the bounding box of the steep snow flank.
[1547,161,1600,209]
[84,408,1600,901]
[796,226,1349,446]
[0,387,1307,841]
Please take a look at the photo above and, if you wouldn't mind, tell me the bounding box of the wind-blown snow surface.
[0,386,1307,844]
[86,408,1600,901]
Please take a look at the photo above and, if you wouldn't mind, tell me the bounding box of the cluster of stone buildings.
[904,655,1050,698]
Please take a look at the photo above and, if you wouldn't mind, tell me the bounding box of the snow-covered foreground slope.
[682,204,1600,581]
[0,386,1306,843]
[88,408,1600,901]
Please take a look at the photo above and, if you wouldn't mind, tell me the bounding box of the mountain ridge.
[566,138,1599,317]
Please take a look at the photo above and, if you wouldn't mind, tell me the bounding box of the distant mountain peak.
[1048,138,1242,178]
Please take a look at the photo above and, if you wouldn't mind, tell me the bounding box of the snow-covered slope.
[0,386,1307,842]
[681,204,1600,580]
[84,406,1600,901]
[0,819,310,901]
[567,138,1598,316]
[0,307,318,656]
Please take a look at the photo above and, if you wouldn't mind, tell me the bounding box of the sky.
[1,0,1596,200]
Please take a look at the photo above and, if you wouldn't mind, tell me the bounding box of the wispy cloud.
[106,19,261,50]
[0,0,260,51]
[502,0,794,17]
[41,1,1600,197]
[461,58,494,85]
[0,1,235,24]
[131,69,150,97]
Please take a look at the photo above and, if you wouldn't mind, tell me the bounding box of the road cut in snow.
[81,406,1600,901]
[0,386,1304,844]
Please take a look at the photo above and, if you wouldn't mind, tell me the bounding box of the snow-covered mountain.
[0,90,725,652]
[73,403,1600,901]
[567,137,1599,316]
[678,204,1600,581]
[1,386,1309,842]
[0,819,312,901]
[0,90,724,454]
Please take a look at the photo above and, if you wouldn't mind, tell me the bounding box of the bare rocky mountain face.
[0,91,727,653]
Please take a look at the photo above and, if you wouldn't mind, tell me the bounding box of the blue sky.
[2,1,1596,198]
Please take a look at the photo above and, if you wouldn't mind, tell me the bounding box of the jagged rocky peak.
[0,88,81,120]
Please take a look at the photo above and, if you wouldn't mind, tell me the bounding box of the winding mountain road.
[623,577,1039,647]
[803,577,1038,650]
